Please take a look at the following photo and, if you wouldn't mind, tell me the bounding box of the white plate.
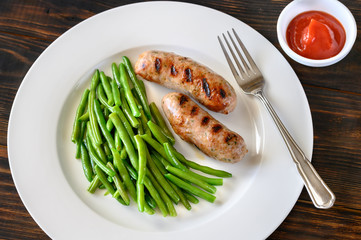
[8,2,313,239]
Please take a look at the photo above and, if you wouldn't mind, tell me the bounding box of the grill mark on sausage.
[185,68,192,82]
[201,116,210,126]
[220,88,226,98]
[170,65,177,76]
[190,106,198,116]
[202,78,211,97]
[212,124,223,133]
[225,133,237,144]
[155,58,161,72]
[179,95,188,106]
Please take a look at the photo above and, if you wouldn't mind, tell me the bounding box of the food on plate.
[162,92,247,163]
[134,50,237,114]
[286,11,346,60]
[71,56,233,217]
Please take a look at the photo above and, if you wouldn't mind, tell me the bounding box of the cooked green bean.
[86,133,115,177]
[94,99,115,149]
[135,135,147,184]
[111,62,121,86]
[173,150,232,178]
[80,142,93,182]
[106,118,114,132]
[71,89,89,143]
[110,106,137,148]
[136,181,145,212]
[110,77,121,107]
[145,193,156,209]
[147,168,177,217]
[119,87,140,128]
[149,102,175,144]
[147,120,170,145]
[165,174,216,203]
[75,121,87,159]
[78,111,89,121]
[183,192,199,204]
[114,131,122,151]
[140,134,167,159]
[119,63,141,117]
[87,175,101,193]
[109,112,138,170]
[88,89,102,146]
[90,69,100,91]
[124,161,168,217]
[147,152,180,203]
[107,162,130,205]
[163,143,187,171]
[97,84,112,109]
[184,169,223,186]
[111,148,136,201]
[166,166,217,194]
[123,56,151,120]
[100,71,114,106]
[120,147,127,160]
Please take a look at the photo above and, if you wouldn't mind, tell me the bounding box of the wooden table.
[1,0,360,239]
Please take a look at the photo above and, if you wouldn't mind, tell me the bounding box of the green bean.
[136,181,145,212]
[145,193,157,209]
[110,77,121,107]
[100,71,114,106]
[80,142,93,182]
[71,89,89,143]
[184,169,223,186]
[135,135,147,184]
[165,174,216,203]
[147,120,170,145]
[97,84,112,109]
[86,133,115,177]
[131,90,151,135]
[183,192,199,204]
[149,102,175,144]
[123,56,151,120]
[111,62,121,86]
[147,168,177,217]
[147,152,180,203]
[110,106,137,148]
[75,121,87,159]
[111,148,136,201]
[151,151,168,173]
[106,118,114,132]
[119,63,141,117]
[107,162,130,205]
[90,69,100,91]
[114,131,122,151]
[88,89,102,146]
[140,134,167,159]
[166,166,217,194]
[173,150,232,178]
[94,99,115,149]
[103,142,112,162]
[78,111,89,121]
[124,161,168,216]
[87,175,101,193]
[119,87,140,128]
[86,122,107,163]
[163,143,187,171]
[109,112,138,170]
[120,147,127,160]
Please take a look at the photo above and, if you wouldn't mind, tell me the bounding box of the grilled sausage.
[135,50,237,114]
[162,92,247,163]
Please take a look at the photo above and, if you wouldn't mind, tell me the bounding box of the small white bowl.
[277,0,357,67]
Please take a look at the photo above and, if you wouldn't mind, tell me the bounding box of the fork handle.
[255,90,335,209]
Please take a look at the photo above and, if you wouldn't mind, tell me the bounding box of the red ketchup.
[286,11,346,60]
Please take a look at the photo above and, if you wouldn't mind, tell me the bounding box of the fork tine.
[221,33,247,79]
[217,35,243,85]
[227,31,252,76]
[232,28,260,73]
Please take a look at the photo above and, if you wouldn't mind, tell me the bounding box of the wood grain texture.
[0,0,360,239]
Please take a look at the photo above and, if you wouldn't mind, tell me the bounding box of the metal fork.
[218,28,335,209]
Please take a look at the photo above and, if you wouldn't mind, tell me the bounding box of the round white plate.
[8,2,313,240]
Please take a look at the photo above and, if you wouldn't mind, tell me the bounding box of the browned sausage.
[162,92,247,163]
[135,50,237,114]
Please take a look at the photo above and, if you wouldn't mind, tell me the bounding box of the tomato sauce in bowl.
[286,11,346,60]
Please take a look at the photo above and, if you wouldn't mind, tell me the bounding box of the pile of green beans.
[71,56,232,216]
